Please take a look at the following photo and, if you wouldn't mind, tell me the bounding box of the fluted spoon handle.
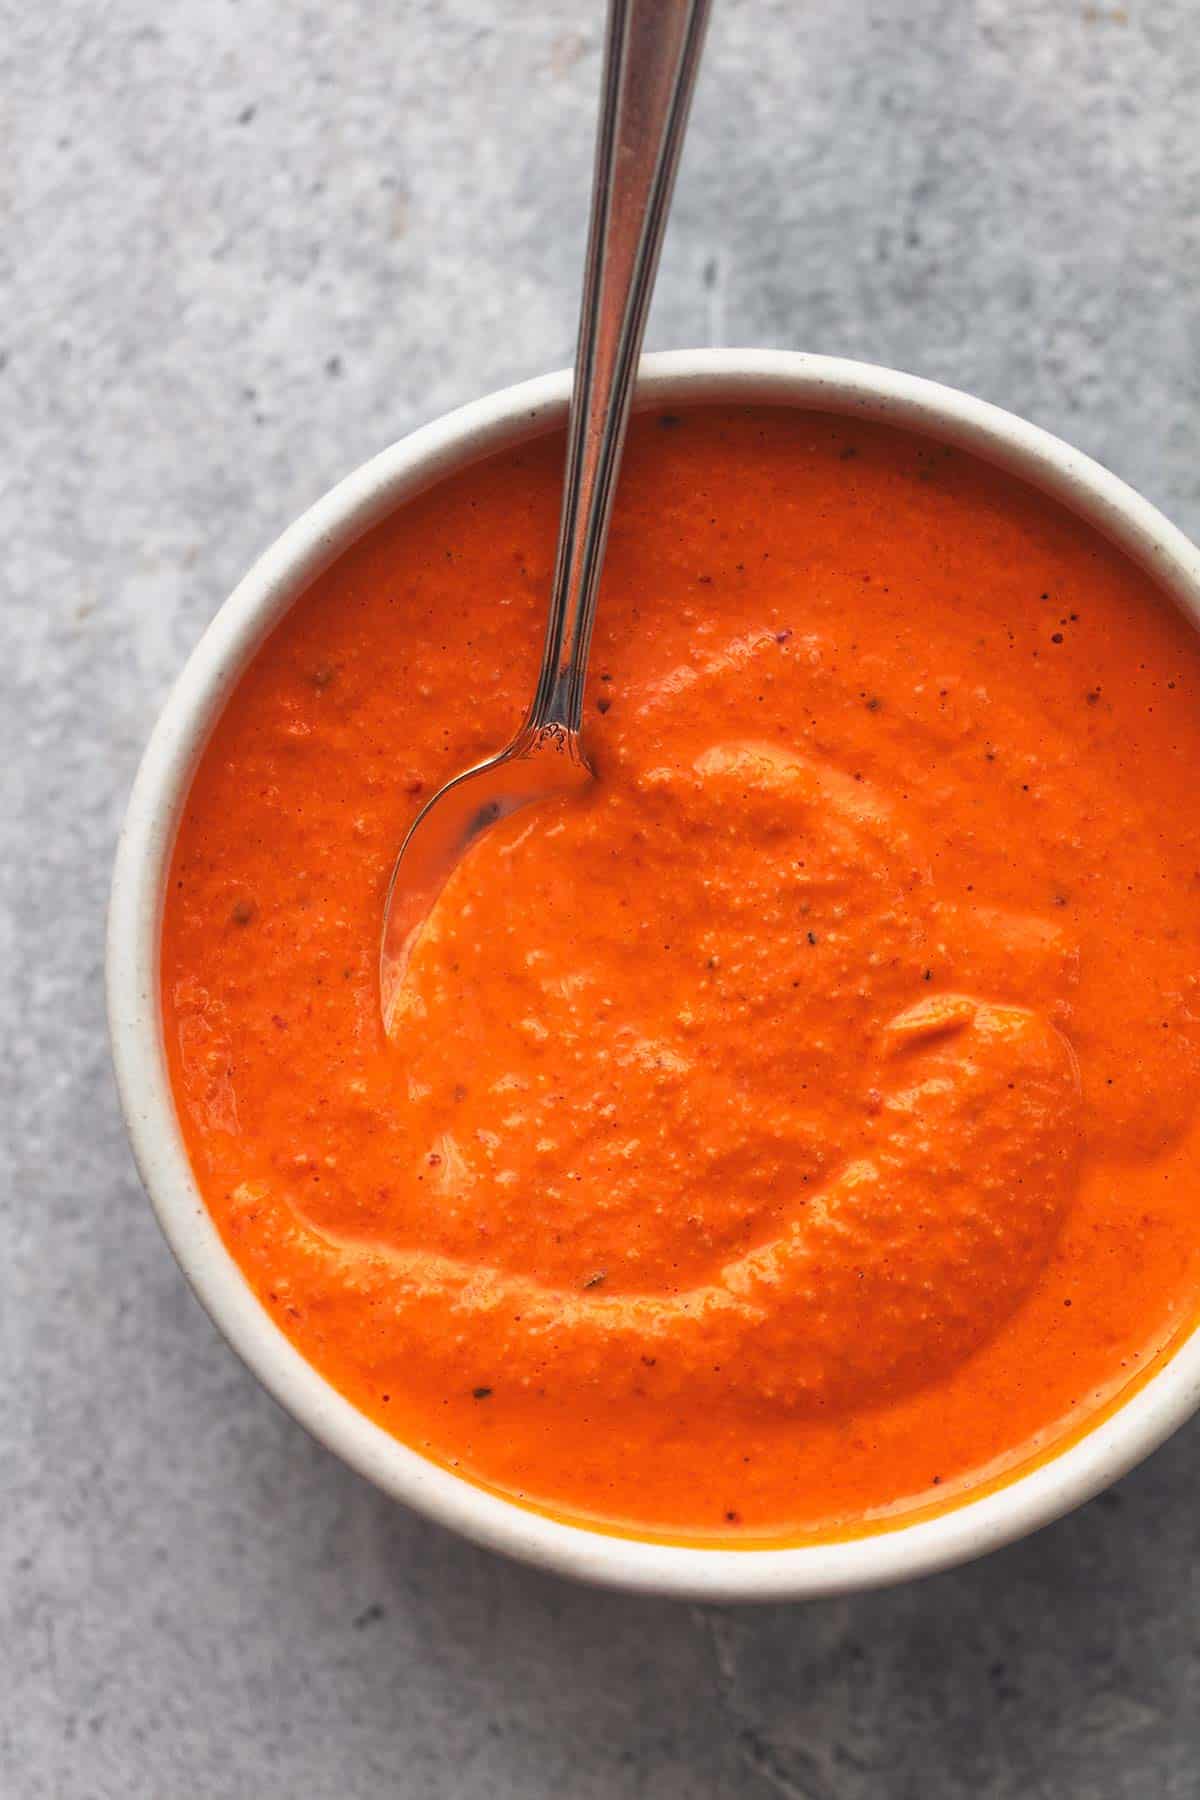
[527,0,712,745]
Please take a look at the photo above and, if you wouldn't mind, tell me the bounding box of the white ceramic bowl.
[108,350,1200,1601]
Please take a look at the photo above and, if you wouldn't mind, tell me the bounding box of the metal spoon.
[380,0,711,1032]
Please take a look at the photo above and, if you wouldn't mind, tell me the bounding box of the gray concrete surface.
[6,1,1200,1794]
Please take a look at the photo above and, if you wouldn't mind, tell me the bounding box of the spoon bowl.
[380,724,593,1030]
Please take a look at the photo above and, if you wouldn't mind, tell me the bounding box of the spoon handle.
[527,0,711,743]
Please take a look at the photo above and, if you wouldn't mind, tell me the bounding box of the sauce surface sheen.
[162,408,1200,1542]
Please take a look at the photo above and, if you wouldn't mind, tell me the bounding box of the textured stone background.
[6,1,1200,1795]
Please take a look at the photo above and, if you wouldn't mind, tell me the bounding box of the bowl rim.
[107,348,1200,1602]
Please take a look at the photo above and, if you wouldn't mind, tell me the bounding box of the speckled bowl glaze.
[108,350,1200,1601]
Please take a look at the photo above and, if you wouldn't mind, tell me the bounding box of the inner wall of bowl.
[120,354,1200,1599]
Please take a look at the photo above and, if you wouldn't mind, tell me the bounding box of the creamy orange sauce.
[162,408,1200,1542]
